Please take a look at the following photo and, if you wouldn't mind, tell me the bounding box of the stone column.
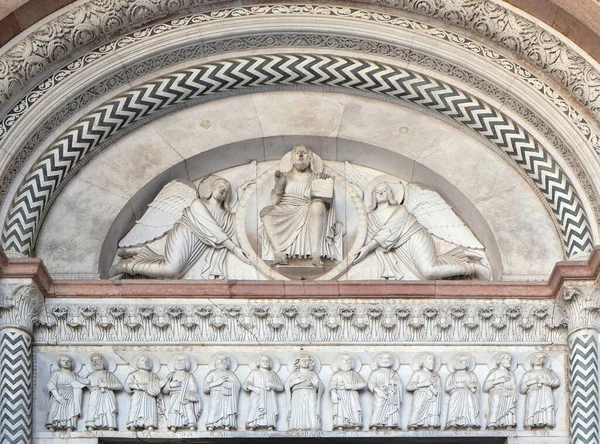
[0,282,44,444]
[560,283,600,444]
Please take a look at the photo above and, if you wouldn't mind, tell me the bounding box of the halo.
[128,352,161,373]
[208,352,238,372]
[488,352,517,372]
[371,352,400,371]
[447,353,476,372]
[524,351,552,371]
[365,174,405,210]
[287,352,321,373]
[86,352,117,373]
[279,147,324,173]
[167,353,198,373]
[331,352,362,372]
[411,352,441,372]
[53,354,82,373]
[197,174,236,208]
[251,353,281,372]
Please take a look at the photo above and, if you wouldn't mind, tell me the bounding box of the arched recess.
[1,54,593,261]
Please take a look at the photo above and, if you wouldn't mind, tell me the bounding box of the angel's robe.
[367,205,474,280]
[243,369,283,429]
[125,369,161,429]
[86,369,122,430]
[519,367,560,428]
[164,370,201,429]
[46,369,88,430]
[203,369,240,429]
[261,173,341,261]
[406,369,440,428]
[128,198,235,279]
[483,366,516,428]
[368,368,402,428]
[445,369,480,428]
[330,370,366,428]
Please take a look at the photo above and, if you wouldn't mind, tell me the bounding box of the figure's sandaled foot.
[473,263,491,280]
[108,259,130,278]
[311,257,324,267]
[272,252,288,265]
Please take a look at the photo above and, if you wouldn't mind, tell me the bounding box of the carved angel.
[109,163,256,279]
[346,163,489,280]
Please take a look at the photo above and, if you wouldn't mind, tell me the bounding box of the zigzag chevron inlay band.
[569,330,600,444]
[0,329,33,444]
[1,54,593,257]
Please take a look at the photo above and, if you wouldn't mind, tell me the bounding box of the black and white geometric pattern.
[0,329,33,444]
[1,54,593,257]
[569,330,600,444]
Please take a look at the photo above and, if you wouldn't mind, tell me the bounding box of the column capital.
[0,280,44,335]
[559,281,600,334]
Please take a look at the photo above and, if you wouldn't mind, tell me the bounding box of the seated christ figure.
[260,145,341,266]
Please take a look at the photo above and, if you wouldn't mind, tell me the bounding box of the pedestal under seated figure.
[407,353,441,429]
[110,170,253,279]
[445,354,480,429]
[483,353,516,429]
[85,353,123,431]
[163,355,201,431]
[125,355,161,431]
[261,145,342,267]
[285,353,324,430]
[203,354,240,431]
[243,355,284,431]
[368,353,402,430]
[330,354,367,430]
[348,172,489,280]
[46,355,88,432]
[520,352,560,428]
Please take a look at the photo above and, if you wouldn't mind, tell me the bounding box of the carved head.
[208,178,231,203]
[214,354,230,371]
[496,353,513,369]
[174,354,190,371]
[136,355,151,371]
[376,353,394,369]
[419,353,436,371]
[257,355,272,370]
[338,354,354,372]
[90,353,107,371]
[57,355,74,370]
[531,352,547,367]
[368,182,399,211]
[294,353,315,371]
[454,354,470,371]
[292,144,312,172]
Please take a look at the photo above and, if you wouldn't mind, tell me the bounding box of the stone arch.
[1,54,593,258]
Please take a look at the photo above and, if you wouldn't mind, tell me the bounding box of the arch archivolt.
[0,7,598,265]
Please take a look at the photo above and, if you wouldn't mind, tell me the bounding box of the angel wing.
[343,161,370,199]
[404,183,484,249]
[229,160,257,210]
[118,180,198,248]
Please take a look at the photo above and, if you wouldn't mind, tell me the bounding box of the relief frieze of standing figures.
[41,351,562,434]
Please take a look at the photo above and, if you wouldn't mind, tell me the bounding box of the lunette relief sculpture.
[407,353,441,429]
[260,145,342,266]
[85,353,123,431]
[163,354,201,432]
[483,353,517,429]
[243,355,284,431]
[46,355,88,432]
[285,353,324,430]
[330,354,367,430]
[203,354,241,431]
[520,352,560,428]
[445,354,480,429]
[368,352,402,430]
[109,166,255,279]
[125,355,161,431]
[347,168,489,280]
